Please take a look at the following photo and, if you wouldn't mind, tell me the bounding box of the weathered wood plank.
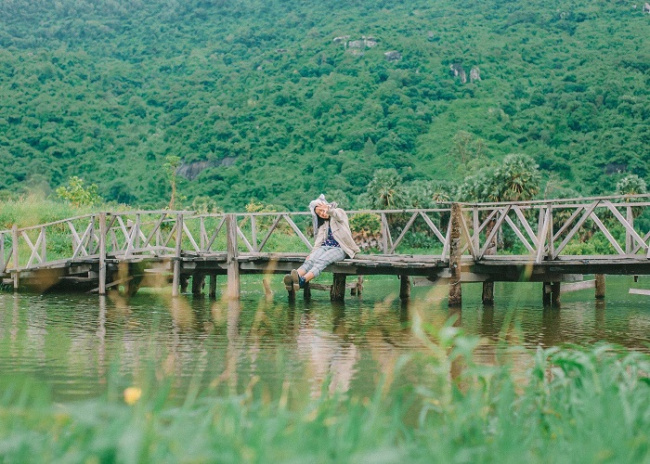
[513,205,539,246]
[589,212,624,255]
[283,214,313,251]
[604,201,646,251]
[502,214,534,253]
[172,213,183,297]
[449,203,462,307]
[459,211,476,259]
[535,207,552,263]
[23,230,42,268]
[479,206,511,259]
[553,201,600,258]
[390,212,419,253]
[419,212,446,245]
[72,222,93,259]
[182,221,201,253]
[225,214,240,300]
[381,213,393,254]
[257,215,284,252]
[0,232,6,274]
[206,217,226,251]
[236,225,255,253]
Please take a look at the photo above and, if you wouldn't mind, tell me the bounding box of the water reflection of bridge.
[2,194,650,306]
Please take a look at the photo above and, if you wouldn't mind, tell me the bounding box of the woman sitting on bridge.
[284,195,360,292]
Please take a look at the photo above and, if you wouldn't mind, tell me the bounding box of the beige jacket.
[313,206,360,258]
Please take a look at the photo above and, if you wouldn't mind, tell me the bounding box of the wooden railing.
[461,194,650,262]
[2,194,650,278]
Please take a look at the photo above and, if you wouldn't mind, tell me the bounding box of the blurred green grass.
[1,329,649,464]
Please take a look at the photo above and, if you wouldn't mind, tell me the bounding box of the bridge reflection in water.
[3,194,650,307]
[1,284,648,402]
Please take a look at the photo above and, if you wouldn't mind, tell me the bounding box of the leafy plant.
[55,176,102,208]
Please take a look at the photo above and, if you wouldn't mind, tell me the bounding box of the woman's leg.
[302,247,346,283]
[297,247,328,277]
[287,248,325,291]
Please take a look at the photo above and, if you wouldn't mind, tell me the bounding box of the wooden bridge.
[2,194,650,306]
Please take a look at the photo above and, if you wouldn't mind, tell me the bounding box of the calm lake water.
[1,275,649,402]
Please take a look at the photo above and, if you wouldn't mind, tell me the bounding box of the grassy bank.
[2,334,649,463]
[0,196,97,230]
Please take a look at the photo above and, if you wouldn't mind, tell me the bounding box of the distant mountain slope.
[0,0,647,209]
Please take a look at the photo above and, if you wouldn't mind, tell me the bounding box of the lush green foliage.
[55,175,102,207]
[1,335,649,463]
[0,0,647,211]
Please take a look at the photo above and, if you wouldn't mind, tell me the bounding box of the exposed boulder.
[450,63,467,83]
[384,50,402,61]
[177,158,236,180]
[470,66,481,82]
[335,36,379,50]
[363,36,378,48]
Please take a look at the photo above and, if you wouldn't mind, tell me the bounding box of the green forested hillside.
[0,0,648,210]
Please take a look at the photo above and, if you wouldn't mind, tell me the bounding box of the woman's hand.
[315,204,330,219]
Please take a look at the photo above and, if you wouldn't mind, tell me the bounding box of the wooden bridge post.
[0,232,5,275]
[225,214,240,300]
[543,282,561,307]
[551,282,561,306]
[331,274,346,302]
[303,281,311,301]
[192,273,205,296]
[98,213,107,295]
[626,206,633,254]
[542,283,549,305]
[448,203,462,307]
[171,213,183,297]
[482,213,497,305]
[399,275,411,300]
[595,274,606,299]
[209,275,217,299]
[11,225,19,291]
[350,276,364,296]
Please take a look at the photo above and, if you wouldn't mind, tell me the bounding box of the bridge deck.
[5,252,650,294]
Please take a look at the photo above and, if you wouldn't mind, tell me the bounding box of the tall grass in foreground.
[1,329,649,464]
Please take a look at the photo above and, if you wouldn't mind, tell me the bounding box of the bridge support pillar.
[552,282,561,306]
[209,275,217,299]
[448,203,462,308]
[482,282,494,305]
[331,274,346,302]
[180,276,189,294]
[399,275,411,300]
[303,281,311,301]
[595,274,606,299]
[543,282,561,306]
[543,282,551,306]
[351,276,364,296]
[192,273,205,297]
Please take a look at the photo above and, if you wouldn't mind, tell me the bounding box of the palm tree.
[494,154,541,202]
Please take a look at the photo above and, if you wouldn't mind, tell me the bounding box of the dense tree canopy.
[0,0,647,210]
